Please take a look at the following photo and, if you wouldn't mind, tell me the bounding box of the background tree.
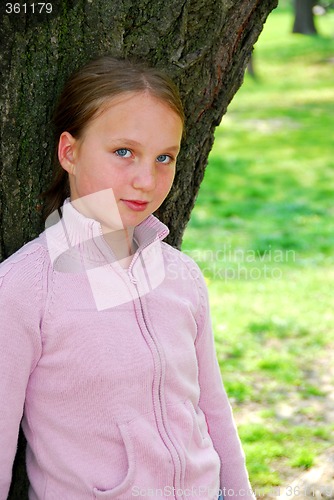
[293,0,318,34]
[0,0,277,497]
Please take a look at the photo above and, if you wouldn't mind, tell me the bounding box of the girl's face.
[58,92,183,232]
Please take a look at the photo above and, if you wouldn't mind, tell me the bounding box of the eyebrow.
[110,138,180,153]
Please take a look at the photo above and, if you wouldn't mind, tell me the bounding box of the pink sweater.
[0,201,255,500]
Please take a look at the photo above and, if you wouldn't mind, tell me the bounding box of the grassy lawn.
[182,2,334,492]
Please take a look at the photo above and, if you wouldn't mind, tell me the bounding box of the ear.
[58,132,78,174]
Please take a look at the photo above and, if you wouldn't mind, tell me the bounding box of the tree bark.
[1,0,277,497]
[293,0,318,34]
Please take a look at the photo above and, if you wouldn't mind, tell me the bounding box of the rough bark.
[0,0,277,497]
[0,0,277,257]
[293,0,318,34]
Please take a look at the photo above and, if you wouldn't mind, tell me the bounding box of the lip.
[121,199,149,211]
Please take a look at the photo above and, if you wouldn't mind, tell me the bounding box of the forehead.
[85,92,183,138]
[96,91,181,122]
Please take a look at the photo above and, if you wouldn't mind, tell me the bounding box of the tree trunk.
[293,0,318,34]
[1,0,277,497]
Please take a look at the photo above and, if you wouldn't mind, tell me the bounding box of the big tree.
[0,0,277,497]
[0,0,277,256]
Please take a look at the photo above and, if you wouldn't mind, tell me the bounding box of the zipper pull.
[128,270,137,284]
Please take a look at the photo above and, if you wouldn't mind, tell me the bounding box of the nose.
[132,161,156,192]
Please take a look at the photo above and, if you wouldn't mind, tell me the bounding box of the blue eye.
[115,148,132,158]
[156,154,172,164]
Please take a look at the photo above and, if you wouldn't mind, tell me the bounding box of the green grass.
[182,3,334,490]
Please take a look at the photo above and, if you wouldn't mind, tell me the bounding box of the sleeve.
[0,245,44,499]
[192,264,255,499]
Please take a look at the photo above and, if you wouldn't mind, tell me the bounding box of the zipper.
[127,239,152,283]
[96,221,184,495]
[135,289,184,498]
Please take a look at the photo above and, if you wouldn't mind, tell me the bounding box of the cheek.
[75,176,98,198]
[164,169,176,191]
[77,166,114,193]
[155,172,175,202]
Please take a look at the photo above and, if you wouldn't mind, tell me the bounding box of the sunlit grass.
[182,3,334,489]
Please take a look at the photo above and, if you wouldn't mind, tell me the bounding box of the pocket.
[93,423,136,499]
[185,399,211,447]
[166,399,221,492]
[93,411,174,499]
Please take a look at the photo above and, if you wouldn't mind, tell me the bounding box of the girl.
[0,56,255,500]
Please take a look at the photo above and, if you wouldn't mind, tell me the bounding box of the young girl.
[0,56,255,500]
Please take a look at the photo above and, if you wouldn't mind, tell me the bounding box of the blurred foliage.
[183,3,334,490]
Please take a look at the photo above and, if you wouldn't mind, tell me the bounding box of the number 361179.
[5,3,53,14]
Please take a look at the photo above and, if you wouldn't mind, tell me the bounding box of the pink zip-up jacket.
[0,201,255,500]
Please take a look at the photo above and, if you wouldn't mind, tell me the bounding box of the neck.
[101,225,137,269]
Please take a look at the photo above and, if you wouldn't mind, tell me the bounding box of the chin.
[124,213,150,228]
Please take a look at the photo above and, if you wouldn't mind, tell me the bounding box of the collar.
[44,198,169,272]
[44,199,170,310]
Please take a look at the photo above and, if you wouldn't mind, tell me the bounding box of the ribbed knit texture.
[0,202,255,500]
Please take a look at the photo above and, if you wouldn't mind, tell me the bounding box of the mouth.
[121,199,149,212]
